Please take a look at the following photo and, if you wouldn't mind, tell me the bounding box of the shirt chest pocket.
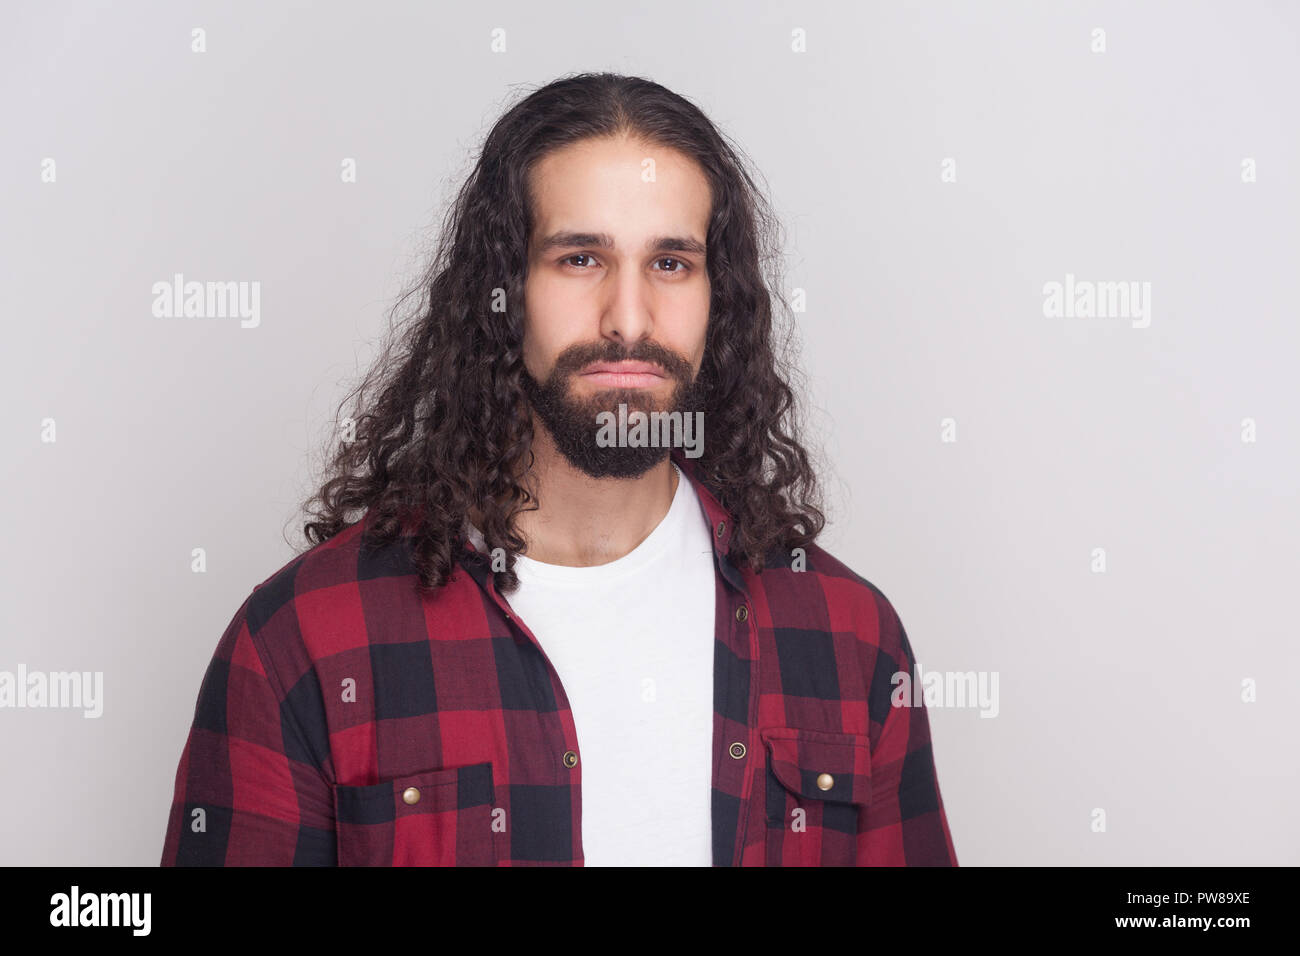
[760,727,872,866]
[334,761,499,866]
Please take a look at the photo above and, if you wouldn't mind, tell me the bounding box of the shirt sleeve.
[859,593,959,866]
[160,590,337,866]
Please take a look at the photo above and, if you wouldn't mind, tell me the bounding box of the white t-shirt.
[468,463,716,865]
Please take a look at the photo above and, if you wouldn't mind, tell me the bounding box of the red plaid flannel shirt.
[161,449,958,866]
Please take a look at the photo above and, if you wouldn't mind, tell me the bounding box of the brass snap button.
[735,605,748,622]
[729,741,746,759]
[562,750,578,768]
[816,773,834,791]
[402,787,421,805]
[715,520,726,538]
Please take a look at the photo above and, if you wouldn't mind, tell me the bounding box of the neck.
[506,418,679,567]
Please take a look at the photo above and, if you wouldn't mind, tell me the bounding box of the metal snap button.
[729,741,746,759]
[735,605,748,622]
[716,520,726,538]
[563,750,578,768]
[816,773,834,791]
[402,787,421,805]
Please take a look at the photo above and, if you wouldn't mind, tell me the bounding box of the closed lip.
[581,361,664,377]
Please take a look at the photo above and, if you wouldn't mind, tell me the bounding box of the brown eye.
[563,254,596,269]
[654,257,688,273]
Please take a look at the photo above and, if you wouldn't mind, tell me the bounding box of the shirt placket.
[464,543,586,864]
[705,515,761,866]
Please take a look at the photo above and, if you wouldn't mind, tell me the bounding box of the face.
[520,133,712,478]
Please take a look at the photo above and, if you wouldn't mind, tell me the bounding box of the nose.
[598,267,654,348]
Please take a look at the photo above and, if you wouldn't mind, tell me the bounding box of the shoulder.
[750,540,910,659]
[239,513,485,665]
[242,517,374,641]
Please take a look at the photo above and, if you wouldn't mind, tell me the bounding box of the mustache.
[549,341,694,382]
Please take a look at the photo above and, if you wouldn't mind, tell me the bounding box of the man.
[161,72,958,866]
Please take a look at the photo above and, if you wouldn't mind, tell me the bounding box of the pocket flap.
[760,727,871,806]
[335,762,494,825]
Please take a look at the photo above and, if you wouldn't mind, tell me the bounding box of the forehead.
[527,135,711,248]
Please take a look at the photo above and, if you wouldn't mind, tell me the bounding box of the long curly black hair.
[299,71,826,595]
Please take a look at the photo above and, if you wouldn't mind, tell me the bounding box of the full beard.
[520,366,706,479]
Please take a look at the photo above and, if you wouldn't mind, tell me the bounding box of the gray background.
[2,0,1296,865]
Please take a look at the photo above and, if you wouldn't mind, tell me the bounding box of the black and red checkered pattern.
[161,449,958,866]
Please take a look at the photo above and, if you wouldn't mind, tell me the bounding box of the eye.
[561,253,598,270]
[653,257,689,274]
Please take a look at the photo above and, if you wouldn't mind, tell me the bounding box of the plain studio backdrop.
[1,0,1296,866]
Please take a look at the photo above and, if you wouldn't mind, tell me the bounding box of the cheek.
[683,285,710,352]
[520,279,560,376]
[520,327,557,382]
[523,273,576,333]
[522,280,593,369]
[673,304,710,372]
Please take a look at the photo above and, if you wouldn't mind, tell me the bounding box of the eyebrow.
[533,230,707,257]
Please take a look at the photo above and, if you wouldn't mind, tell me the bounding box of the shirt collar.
[669,448,735,557]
